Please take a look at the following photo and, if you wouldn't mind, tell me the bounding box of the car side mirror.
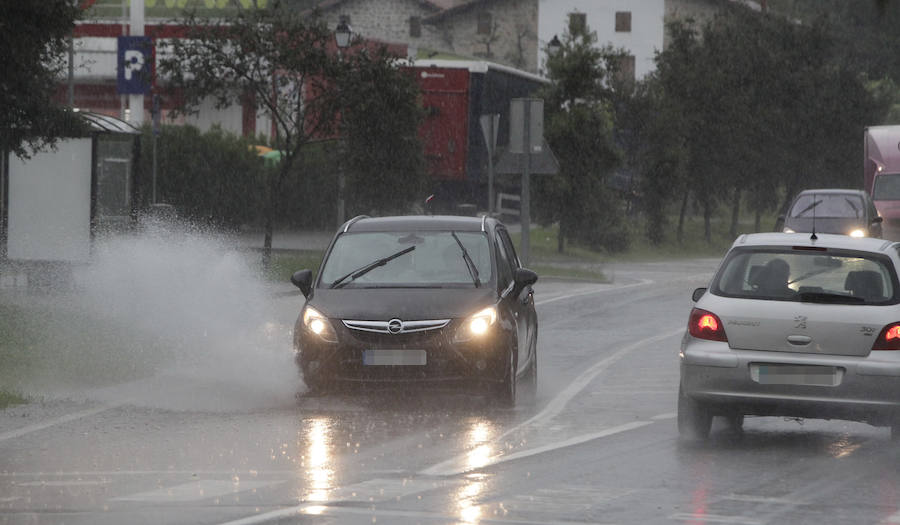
[513,267,538,291]
[873,216,884,224]
[291,269,313,297]
[692,287,706,302]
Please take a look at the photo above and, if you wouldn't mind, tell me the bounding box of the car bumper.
[295,319,511,386]
[680,335,900,424]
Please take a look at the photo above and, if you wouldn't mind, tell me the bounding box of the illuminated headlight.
[849,229,866,238]
[302,306,337,343]
[782,227,795,233]
[454,306,498,342]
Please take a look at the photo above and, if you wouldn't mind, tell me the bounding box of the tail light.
[872,322,900,350]
[688,308,728,342]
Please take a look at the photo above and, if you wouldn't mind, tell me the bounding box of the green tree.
[639,5,886,244]
[0,1,85,158]
[337,48,426,216]
[159,6,341,264]
[533,18,627,253]
[159,6,424,262]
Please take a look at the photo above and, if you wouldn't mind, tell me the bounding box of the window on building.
[409,16,421,37]
[615,11,631,32]
[615,55,636,85]
[569,12,586,34]
[477,11,492,35]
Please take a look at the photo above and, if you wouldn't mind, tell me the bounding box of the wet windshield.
[713,247,897,304]
[789,194,864,218]
[319,231,493,288]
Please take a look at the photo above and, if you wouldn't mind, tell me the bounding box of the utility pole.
[129,0,145,125]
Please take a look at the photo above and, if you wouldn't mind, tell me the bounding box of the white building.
[537,0,665,81]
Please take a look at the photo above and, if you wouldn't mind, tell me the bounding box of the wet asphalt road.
[3,258,900,525]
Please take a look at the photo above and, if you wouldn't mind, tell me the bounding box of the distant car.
[290,215,538,405]
[679,232,900,440]
[781,189,882,238]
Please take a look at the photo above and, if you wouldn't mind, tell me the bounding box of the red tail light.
[688,308,728,342]
[873,322,900,351]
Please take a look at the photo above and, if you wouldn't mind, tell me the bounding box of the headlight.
[302,306,337,343]
[454,306,497,342]
[782,227,795,233]
[849,229,866,238]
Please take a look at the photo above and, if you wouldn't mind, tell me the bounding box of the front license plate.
[751,364,841,386]
[363,349,427,366]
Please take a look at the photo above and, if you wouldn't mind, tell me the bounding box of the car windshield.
[789,193,864,218]
[712,247,897,304]
[318,231,493,288]
[873,173,900,200]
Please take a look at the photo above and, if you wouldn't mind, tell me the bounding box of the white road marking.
[0,497,22,503]
[535,279,653,306]
[321,477,461,503]
[421,327,683,476]
[721,494,807,505]
[883,509,900,523]
[14,480,110,487]
[112,479,281,503]
[218,503,613,525]
[652,412,678,420]
[423,421,652,476]
[0,404,121,443]
[0,470,298,477]
[670,513,763,525]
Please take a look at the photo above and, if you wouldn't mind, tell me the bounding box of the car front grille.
[342,319,450,334]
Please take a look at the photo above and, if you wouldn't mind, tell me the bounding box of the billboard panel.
[7,139,93,263]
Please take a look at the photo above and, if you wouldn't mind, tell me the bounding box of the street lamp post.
[335,20,352,228]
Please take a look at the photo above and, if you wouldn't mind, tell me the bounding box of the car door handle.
[787,335,812,345]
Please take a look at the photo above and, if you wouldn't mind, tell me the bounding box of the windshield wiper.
[844,198,860,218]
[799,291,865,304]
[330,246,416,289]
[797,199,822,217]
[450,231,481,287]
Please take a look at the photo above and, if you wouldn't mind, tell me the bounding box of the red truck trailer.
[409,59,549,213]
[864,125,900,240]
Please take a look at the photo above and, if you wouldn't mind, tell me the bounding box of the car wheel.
[677,385,712,441]
[520,346,538,400]
[494,348,517,407]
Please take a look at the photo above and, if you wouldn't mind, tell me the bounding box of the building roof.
[79,111,141,134]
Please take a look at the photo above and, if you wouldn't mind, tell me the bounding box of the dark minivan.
[781,189,882,238]
[290,215,538,406]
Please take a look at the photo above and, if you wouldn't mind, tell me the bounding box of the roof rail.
[481,215,487,232]
[343,215,370,233]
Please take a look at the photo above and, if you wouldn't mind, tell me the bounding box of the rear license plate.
[363,349,427,366]
[751,364,841,386]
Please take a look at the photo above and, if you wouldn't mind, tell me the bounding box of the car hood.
[308,287,498,320]
[784,217,866,235]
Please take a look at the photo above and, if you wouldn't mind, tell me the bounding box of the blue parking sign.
[117,36,153,95]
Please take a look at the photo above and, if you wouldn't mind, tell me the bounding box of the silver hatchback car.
[679,232,900,440]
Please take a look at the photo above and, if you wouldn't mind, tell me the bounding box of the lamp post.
[335,20,352,228]
[547,35,562,59]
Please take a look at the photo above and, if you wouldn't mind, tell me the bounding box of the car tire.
[494,348,517,407]
[520,345,538,401]
[677,385,712,441]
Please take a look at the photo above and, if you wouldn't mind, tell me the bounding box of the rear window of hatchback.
[711,247,900,305]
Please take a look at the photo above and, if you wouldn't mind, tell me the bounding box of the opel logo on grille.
[388,318,403,334]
